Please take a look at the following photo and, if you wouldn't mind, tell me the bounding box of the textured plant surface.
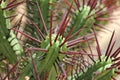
[0,0,120,80]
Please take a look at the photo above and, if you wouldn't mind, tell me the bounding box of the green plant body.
[67,55,117,80]
[0,2,17,63]
[20,34,68,79]
[0,0,120,80]
[0,0,24,66]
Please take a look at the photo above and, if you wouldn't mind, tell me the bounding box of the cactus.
[0,0,120,80]
[0,1,24,63]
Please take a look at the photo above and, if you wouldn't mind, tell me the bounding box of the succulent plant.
[0,0,120,80]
